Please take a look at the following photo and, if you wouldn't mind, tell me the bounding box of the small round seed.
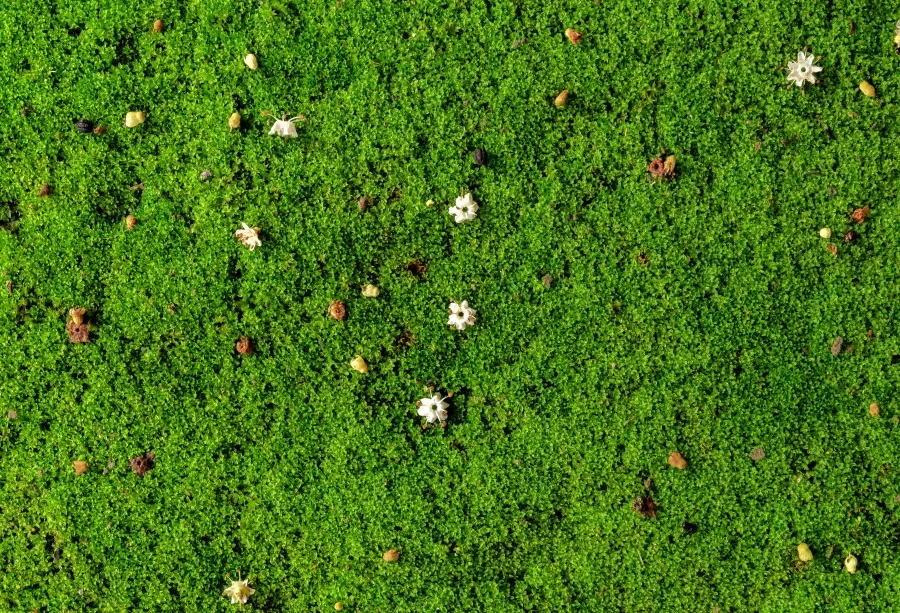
[153,19,163,33]
[819,227,831,239]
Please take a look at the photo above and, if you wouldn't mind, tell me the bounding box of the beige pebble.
[334,603,344,611]
[124,111,145,128]
[859,81,875,97]
[426,199,434,207]
[153,19,163,33]
[382,548,400,562]
[229,112,241,130]
[350,356,368,373]
[819,227,831,239]
[361,284,379,298]
[798,543,813,562]
[844,554,858,573]
[667,451,687,470]
[244,54,258,70]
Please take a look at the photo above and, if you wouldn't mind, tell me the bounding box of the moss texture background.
[2,1,900,611]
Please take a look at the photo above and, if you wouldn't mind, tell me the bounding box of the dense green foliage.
[2,1,900,610]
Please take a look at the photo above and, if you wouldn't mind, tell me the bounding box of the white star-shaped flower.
[268,116,301,137]
[235,223,261,250]
[449,193,478,223]
[447,300,476,331]
[787,51,822,88]
[223,578,255,605]
[417,394,449,424]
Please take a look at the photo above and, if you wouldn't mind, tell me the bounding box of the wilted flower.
[235,223,261,250]
[223,576,255,605]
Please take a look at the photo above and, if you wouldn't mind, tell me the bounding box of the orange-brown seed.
[667,451,687,470]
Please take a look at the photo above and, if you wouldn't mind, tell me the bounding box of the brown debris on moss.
[66,308,90,343]
[631,496,657,518]
[130,452,155,477]
[236,336,253,355]
[328,300,346,321]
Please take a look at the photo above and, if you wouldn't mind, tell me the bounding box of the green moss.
[1,1,900,610]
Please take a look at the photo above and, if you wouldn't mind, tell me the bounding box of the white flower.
[235,223,261,250]
[448,192,478,223]
[787,51,822,88]
[447,300,476,330]
[417,394,449,424]
[268,116,302,137]
[223,578,255,605]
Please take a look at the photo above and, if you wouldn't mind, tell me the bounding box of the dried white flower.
[417,394,449,424]
[235,223,261,250]
[223,577,255,605]
[447,300,476,330]
[448,193,478,223]
[787,51,822,88]
[268,117,302,138]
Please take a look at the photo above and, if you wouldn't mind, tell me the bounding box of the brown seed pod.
[236,336,253,355]
[850,205,870,223]
[844,230,855,243]
[153,19,163,33]
[869,402,880,416]
[565,28,582,44]
[39,184,51,197]
[554,90,569,107]
[130,451,155,476]
[667,451,687,470]
[382,549,400,562]
[826,244,838,257]
[69,307,85,325]
[831,336,844,356]
[749,447,765,461]
[358,196,369,211]
[328,300,346,321]
[631,496,657,518]
[125,215,137,230]
[73,460,89,475]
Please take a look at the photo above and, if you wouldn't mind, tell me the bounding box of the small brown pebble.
[382,548,400,562]
[850,206,870,224]
[826,244,838,257]
[631,496,657,518]
[541,274,553,288]
[328,300,346,321]
[39,184,51,197]
[844,231,855,243]
[831,336,844,356]
[129,452,155,476]
[473,147,487,167]
[667,451,687,470]
[153,19,163,32]
[869,403,880,416]
[7,409,17,420]
[236,336,253,355]
[749,447,765,461]
[565,28,582,44]
[73,460,89,475]
[125,215,137,230]
[357,196,369,211]
[554,90,569,107]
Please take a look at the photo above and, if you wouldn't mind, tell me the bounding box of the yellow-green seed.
[798,543,813,562]
[229,112,241,130]
[350,356,368,373]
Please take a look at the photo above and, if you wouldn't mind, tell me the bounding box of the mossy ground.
[2,1,900,611]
